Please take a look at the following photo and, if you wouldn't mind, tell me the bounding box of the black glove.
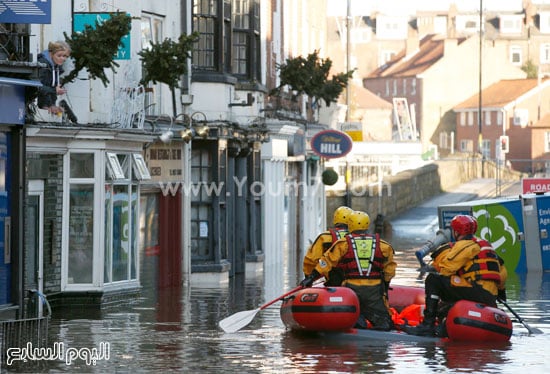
[384,281,390,294]
[300,270,320,287]
[497,288,507,302]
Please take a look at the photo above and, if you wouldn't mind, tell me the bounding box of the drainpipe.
[181,1,192,285]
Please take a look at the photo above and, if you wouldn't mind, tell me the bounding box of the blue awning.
[0,77,42,87]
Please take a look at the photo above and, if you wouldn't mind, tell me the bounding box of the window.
[67,153,96,285]
[500,15,522,34]
[376,15,408,40]
[485,110,491,126]
[411,78,416,95]
[497,111,503,126]
[460,139,473,152]
[104,153,139,285]
[467,111,473,126]
[460,112,466,126]
[141,13,164,114]
[193,0,261,81]
[191,147,214,260]
[132,153,152,180]
[540,12,550,34]
[545,132,550,152]
[541,44,550,64]
[481,139,491,159]
[231,0,261,79]
[193,0,219,71]
[510,45,522,65]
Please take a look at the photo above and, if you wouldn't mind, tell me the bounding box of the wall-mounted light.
[159,130,174,143]
[195,125,209,138]
[157,114,175,143]
[180,129,193,143]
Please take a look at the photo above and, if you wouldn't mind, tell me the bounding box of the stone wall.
[326,154,526,227]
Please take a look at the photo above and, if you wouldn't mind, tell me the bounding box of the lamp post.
[478,0,483,156]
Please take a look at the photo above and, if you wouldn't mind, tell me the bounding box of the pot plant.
[138,32,200,117]
[270,49,354,119]
[62,12,133,86]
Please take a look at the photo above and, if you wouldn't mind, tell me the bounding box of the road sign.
[522,178,550,194]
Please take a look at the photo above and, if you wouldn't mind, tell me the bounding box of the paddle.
[498,298,543,335]
[219,285,304,333]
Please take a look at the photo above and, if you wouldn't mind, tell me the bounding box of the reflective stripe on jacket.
[457,238,501,283]
[339,233,384,280]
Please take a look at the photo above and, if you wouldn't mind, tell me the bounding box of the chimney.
[443,38,458,56]
[405,33,420,58]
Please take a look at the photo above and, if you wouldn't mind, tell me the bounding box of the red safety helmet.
[450,215,477,237]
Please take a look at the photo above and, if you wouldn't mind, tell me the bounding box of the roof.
[366,34,465,78]
[453,78,548,110]
[341,83,392,109]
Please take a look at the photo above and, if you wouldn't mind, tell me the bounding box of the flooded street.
[5,184,550,373]
[7,244,549,372]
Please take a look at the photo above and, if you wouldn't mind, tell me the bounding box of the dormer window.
[500,15,522,34]
[540,12,550,34]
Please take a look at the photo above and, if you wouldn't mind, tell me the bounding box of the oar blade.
[219,308,260,333]
[526,325,544,335]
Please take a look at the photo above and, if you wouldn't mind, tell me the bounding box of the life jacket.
[322,227,349,250]
[338,233,385,279]
[391,304,423,328]
[456,237,501,283]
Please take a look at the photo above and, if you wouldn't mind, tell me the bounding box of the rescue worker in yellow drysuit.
[302,206,353,286]
[300,210,397,330]
[405,214,507,337]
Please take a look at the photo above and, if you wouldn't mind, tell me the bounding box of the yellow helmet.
[348,211,371,232]
[333,206,353,226]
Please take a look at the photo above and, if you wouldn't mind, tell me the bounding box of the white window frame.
[481,139,491,159]
[545,132,550,152]
[540,12,550,34]
[510,45,522,65]
[484,110,491,126]
[460,112,466,126]
[141,12,164,115]
[467,111,474,126]
[62,150,102,291]
[541,44,550,64]
[500,15,522,35]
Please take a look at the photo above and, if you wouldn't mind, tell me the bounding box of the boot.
[404,294,439,336]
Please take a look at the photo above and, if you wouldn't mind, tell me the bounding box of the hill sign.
[310,129,353,159]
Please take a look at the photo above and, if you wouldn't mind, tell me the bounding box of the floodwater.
[4,197,550,373]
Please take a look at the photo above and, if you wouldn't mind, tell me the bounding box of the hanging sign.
[0,0,51,24]
[310,129,353,159]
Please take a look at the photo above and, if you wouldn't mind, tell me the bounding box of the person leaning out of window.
[37,40,71,115]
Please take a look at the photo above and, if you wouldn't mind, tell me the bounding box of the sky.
[326,0,529,17]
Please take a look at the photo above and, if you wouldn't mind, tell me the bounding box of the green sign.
[73,13,130,60]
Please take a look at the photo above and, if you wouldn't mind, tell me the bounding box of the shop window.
[67,152,96,286]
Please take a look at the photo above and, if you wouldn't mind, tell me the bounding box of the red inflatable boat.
[280,285,513,342]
